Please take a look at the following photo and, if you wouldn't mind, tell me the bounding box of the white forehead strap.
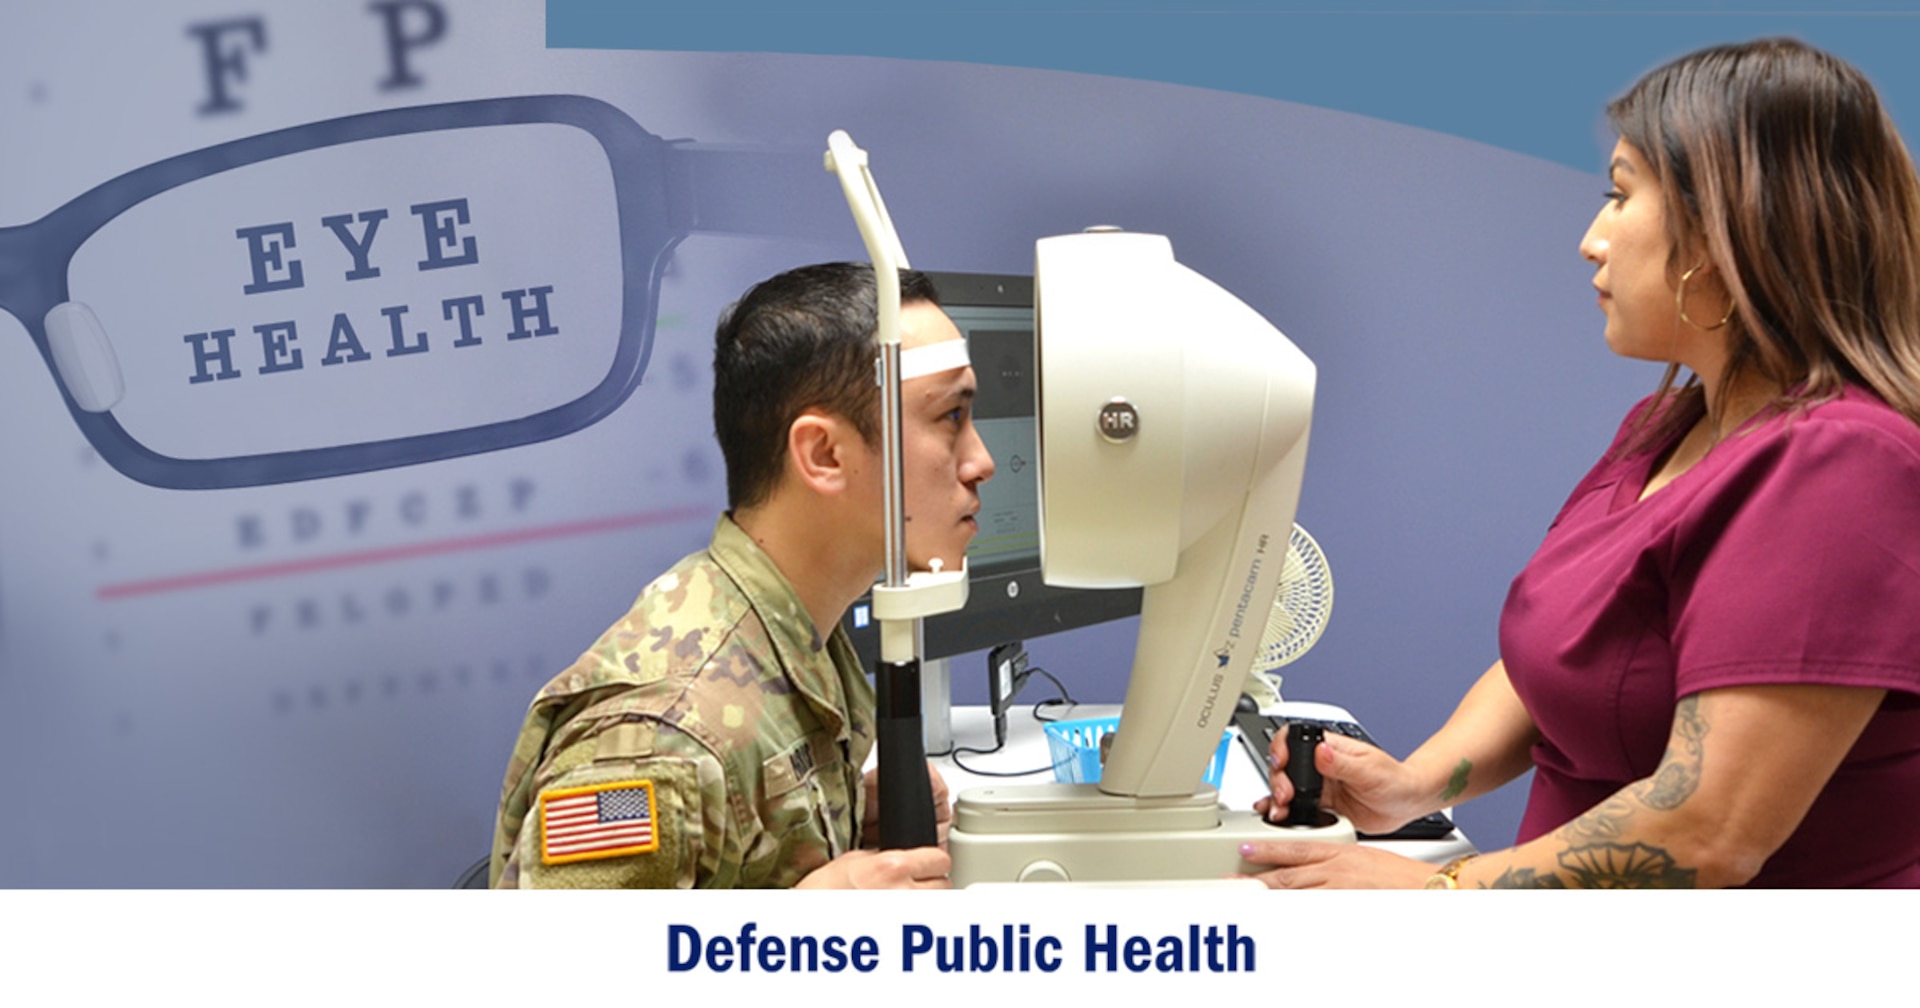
[899,337,970,380]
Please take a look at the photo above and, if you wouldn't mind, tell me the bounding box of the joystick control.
[1285,720,1327,827]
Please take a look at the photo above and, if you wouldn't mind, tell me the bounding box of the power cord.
[946,642,1081,778]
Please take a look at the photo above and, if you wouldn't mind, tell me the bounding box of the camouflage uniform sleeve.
[490,542,862,888]
[497,713,732,889]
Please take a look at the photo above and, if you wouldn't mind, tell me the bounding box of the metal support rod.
[875,338,938,848]
[878,340,908,590]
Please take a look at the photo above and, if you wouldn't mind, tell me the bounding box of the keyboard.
[1231,707,1459,841]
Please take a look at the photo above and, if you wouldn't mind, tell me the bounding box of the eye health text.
[183,198,558,384]
[665,922,1256,975]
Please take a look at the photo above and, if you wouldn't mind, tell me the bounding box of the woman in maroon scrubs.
[1248,37,1920,888]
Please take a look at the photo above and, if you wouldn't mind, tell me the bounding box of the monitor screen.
[843,270,1141,666]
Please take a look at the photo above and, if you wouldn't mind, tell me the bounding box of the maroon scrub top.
[1501,387,1920,887]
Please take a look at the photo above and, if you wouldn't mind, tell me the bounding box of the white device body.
[1039,230,1315,798]
[947,229,1347,885]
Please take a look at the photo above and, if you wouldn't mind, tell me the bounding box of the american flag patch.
[539,780,658,865]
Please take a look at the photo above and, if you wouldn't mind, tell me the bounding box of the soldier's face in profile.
[859,303,996,574]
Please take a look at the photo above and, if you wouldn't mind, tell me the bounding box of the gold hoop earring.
[1677,265,1735,330]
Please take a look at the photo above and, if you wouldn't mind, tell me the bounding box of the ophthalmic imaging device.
[940,228,1353,885]
[824,131,1353,884]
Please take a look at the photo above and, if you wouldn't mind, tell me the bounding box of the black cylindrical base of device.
[875,658,938,849]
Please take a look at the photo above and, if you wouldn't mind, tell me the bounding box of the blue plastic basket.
[1043,716,1234,788]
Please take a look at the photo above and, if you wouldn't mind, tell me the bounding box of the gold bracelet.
[1422,854,1475,890]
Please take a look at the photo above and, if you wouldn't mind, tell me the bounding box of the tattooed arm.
[1400,660,1542,812]
[1457,683,1884,889]
[1243,681,1882,888]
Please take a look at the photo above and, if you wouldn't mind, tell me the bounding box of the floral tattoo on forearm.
[1483,696,1707,889]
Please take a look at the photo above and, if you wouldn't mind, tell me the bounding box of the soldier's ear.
[786,410,857,496]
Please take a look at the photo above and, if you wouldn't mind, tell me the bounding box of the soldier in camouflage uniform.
[491,263,994,888]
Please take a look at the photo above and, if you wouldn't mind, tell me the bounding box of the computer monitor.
[842,271,1142,669]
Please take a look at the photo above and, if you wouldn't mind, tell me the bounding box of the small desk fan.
[1243,523,1333,706]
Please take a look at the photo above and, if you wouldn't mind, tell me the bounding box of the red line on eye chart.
[94,506,711,600]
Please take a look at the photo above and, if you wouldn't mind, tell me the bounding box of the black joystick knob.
[1285,721,1325,827]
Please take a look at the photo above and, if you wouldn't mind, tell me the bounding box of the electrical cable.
[948,663,1080,777]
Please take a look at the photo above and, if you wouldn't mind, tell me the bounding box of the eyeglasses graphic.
[0,95,838,490]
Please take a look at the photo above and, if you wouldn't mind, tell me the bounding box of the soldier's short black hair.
[713,262,940,511]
